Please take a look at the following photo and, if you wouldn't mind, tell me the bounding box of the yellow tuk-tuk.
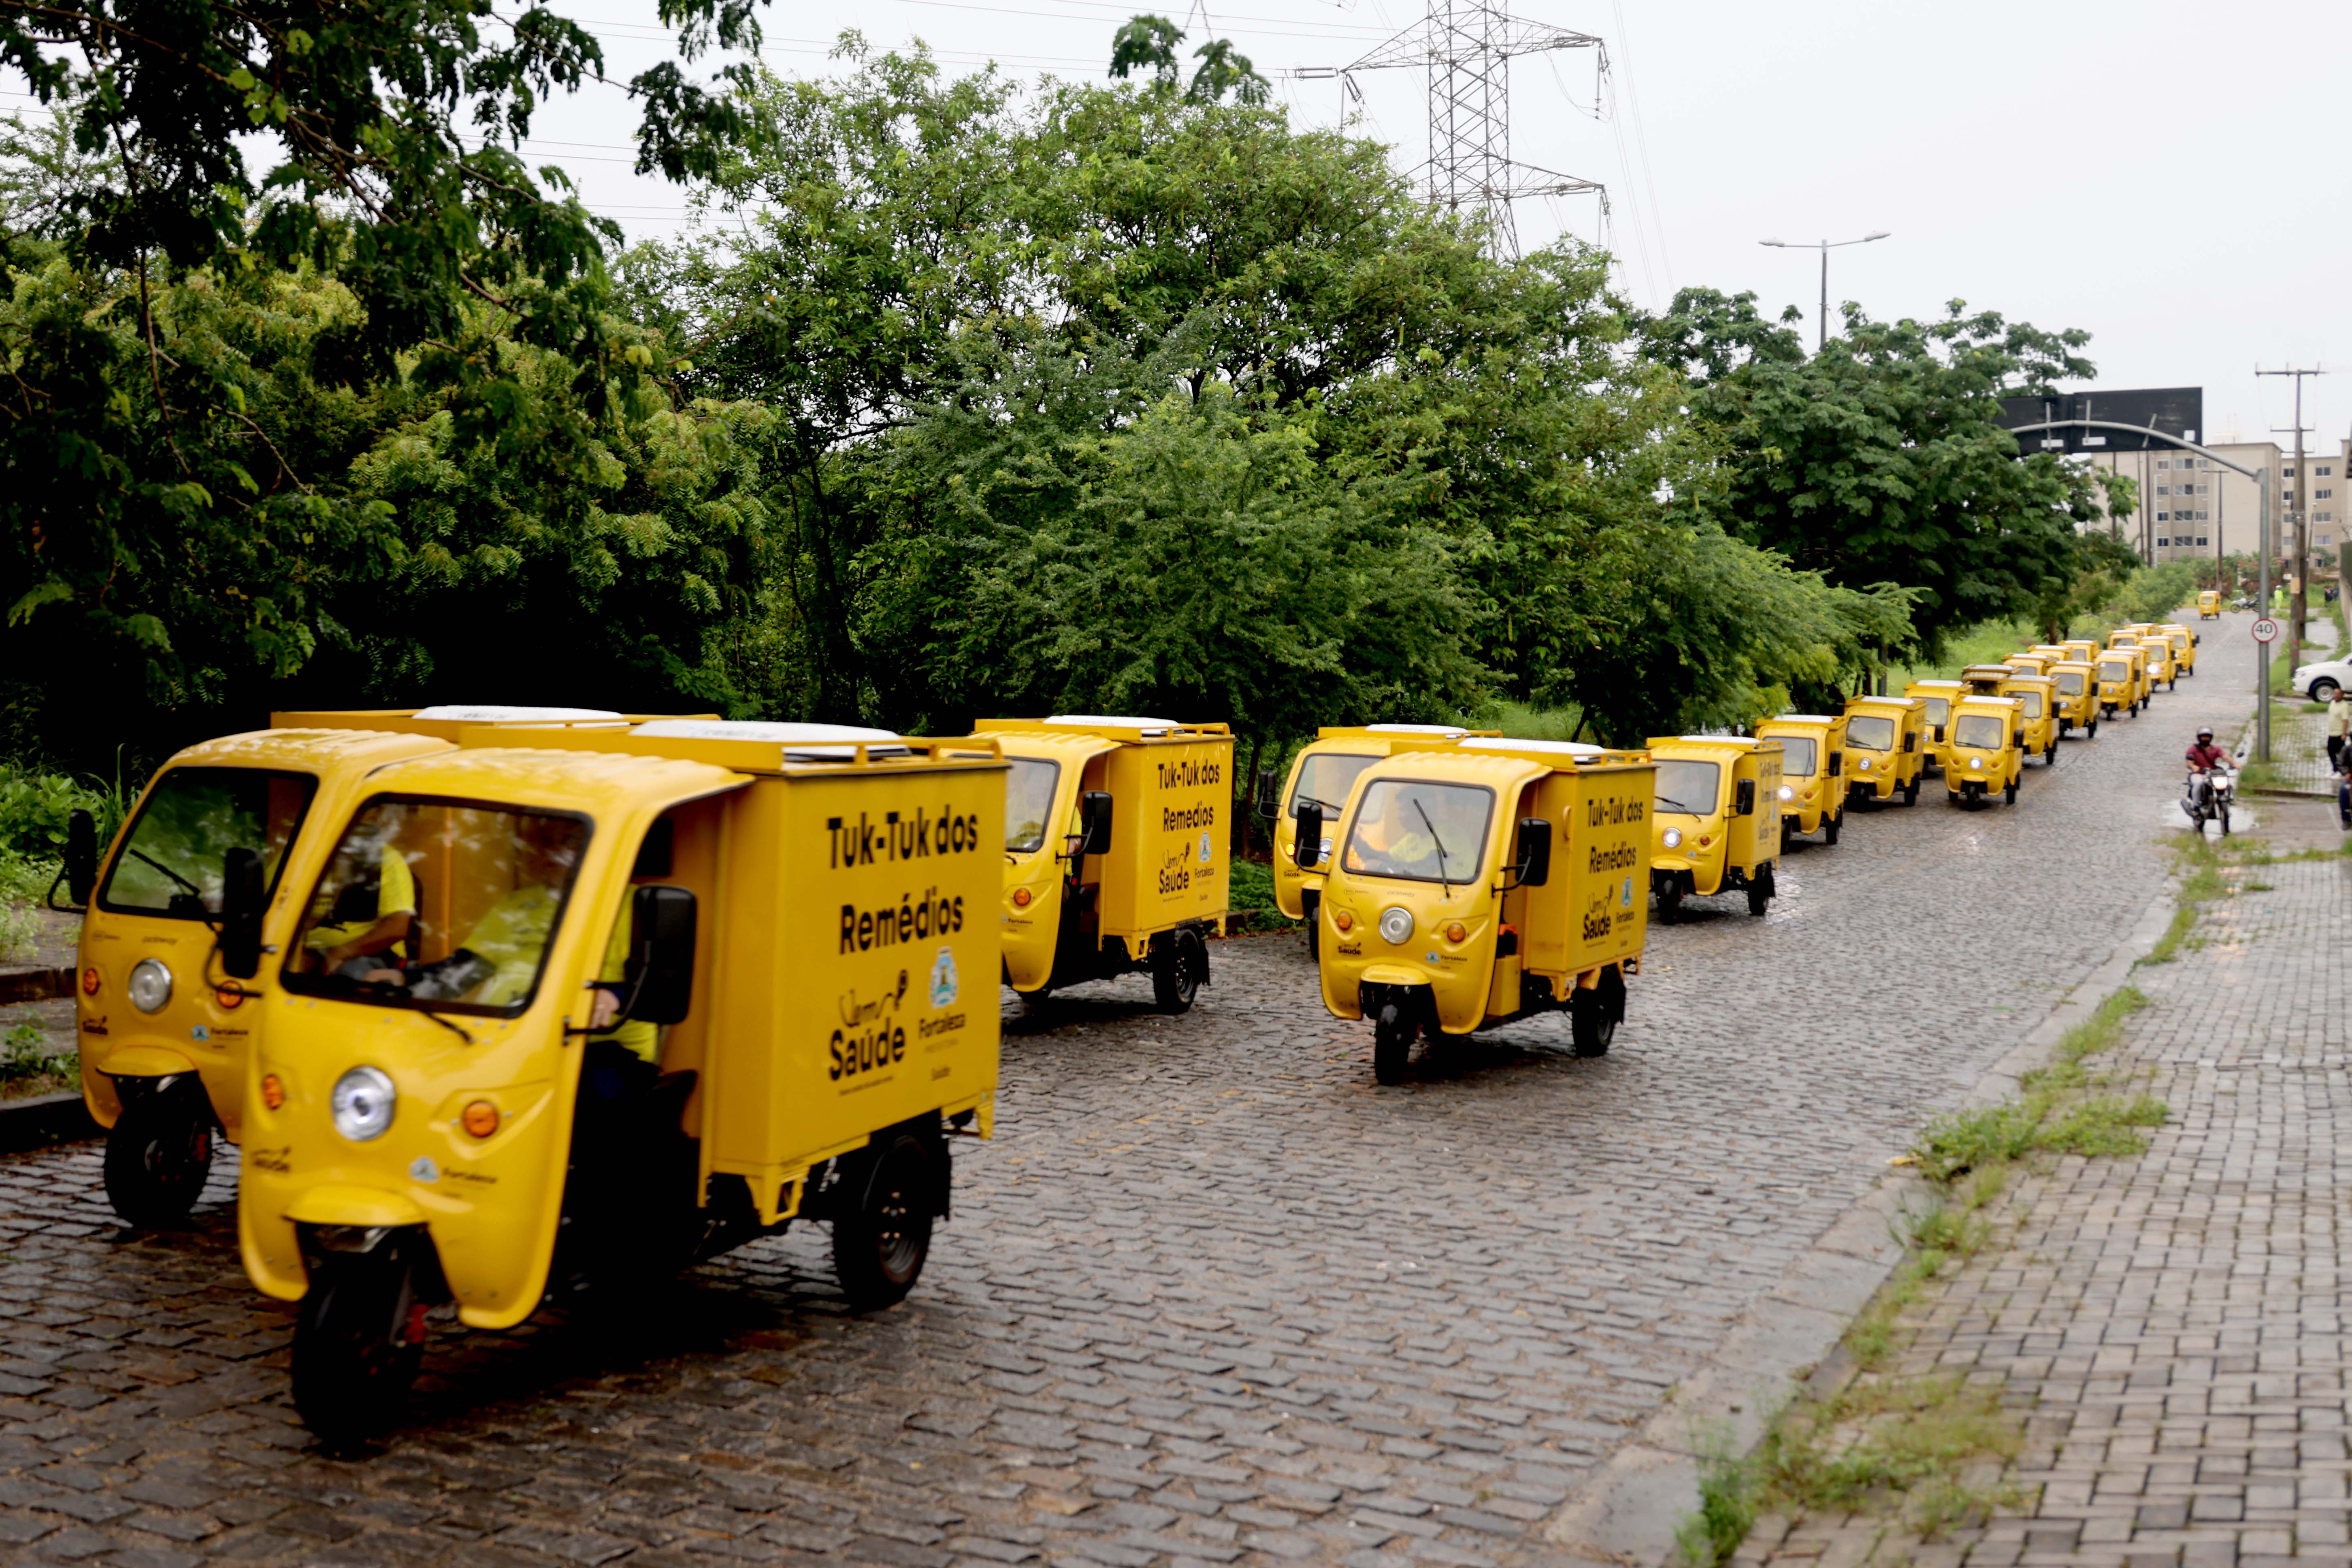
[1307,738,1654,1082]
[58,706,700,1227]
[1959,664,2018,697]
[1945,696,2025,807]
[2048,661,2101,738]
[2159,623,2198,676]
[1646,737,1783,923]
[980,717,1232,1013]
[2108,624,2155,650]
[1838,695,1925,806]
[2060,639,2100,667]
[2004,654,2054,678]
[1906,679,1968,771]
[2137,636,2178,692]
[2026,645,2071,665]
[1755,714,1847,845]
[1998,674,2060,765]
[239,724,1007,1441]
[1255,725,1493,956]
[2094,648,2144,718]
[2198,590,2222,620]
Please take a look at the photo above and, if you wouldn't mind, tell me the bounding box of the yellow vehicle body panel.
[1315,743,1653,1036]
[2060,639,2100,667]
[1838,696,1925,799]
[2198,591,2221,619]
[272,709,718,742]
[2094,648,2143,714]
[1998,675,2058,758]
[76,728,455,1140]
[974,719,1232,994]
[2108,625,2155,649]
[1945,697,2024,799]
[1270,727,1494,921]
[1905,680,1968,769]
[1645,737,1781,897]
[2137,637,2177,686]
[1755,716,1846,835]
[2047,662,2101,729]
[2160,624,2197,673]
[239,737,1007,1329]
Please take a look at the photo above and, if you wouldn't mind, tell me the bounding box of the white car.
[2291,657,2352,700]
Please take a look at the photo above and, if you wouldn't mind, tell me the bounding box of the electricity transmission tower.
[1297,0,1605,257]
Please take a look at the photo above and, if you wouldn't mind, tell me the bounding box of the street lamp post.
[1760,232,1891,352]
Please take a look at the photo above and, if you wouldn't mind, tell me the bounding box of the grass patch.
[1677,981,2168,1566]
[0,1020,75,1100]
[1225,857,1289,933]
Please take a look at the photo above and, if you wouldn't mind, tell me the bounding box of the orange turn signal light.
[260,1074,286,1111]
[1698,835,1713,848]
[1012,887,1032,908]
[1332,910,1354,932]
[1444,922,1467,943]
[81,967,100,996]
[216,984,245,1010]
[461,1100,501,1139]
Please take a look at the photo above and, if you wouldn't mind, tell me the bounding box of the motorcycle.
[2182,767,2235,836]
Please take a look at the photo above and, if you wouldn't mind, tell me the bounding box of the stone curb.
[0,963,71,1006]
[1532,871,2184,1568]
[0,1088,98,1155]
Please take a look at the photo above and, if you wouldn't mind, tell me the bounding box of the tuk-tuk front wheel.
[1654,876,1685,925]
[1372,999,1417,1086]
[292,1241,425,1447]
[1303,893,1321,961]
[1151,926,1206,1014]
[102,1080,214,1227]
[832,1128,938,1312]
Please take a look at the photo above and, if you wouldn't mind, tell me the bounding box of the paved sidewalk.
[1742,845,2352,1568]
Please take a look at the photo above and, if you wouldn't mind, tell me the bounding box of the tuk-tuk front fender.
[284,1183,431,1230]
[95,1043,202,1080]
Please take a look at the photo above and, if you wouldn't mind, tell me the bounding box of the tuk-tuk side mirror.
[1932,724,1945,744]
[1078,791,1114,856]
[1904,731,1917,752]
[62,807,97,908]
[1253,768,1283,818]
[220,848,265,980]
[1828,750,1843,778]
[624,884,698,1026]
[1734,778,1756,816]
[1293,801,1324,869]
[1512,817,1551,888]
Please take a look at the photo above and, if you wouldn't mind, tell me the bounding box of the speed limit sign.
[2254,617,2281,644]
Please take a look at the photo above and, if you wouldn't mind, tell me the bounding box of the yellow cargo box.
[978,717,1234,1013]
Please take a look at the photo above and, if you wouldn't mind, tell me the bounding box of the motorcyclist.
[2185,729,2230,773]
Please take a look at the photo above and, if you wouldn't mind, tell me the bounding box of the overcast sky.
[29,0,2351,447]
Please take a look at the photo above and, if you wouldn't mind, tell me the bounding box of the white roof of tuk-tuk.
[1845,695,1922,707]
[413,705,624,722]
[1457,737,1606,756]
[1764,715,1838,726]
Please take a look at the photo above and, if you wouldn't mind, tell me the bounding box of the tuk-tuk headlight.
[127,959,173,1014]
[1858,757,1873,770]
[330,1066,397,1142]
[1661,827,1683,849]
[1969,757,1984,771]
[1377,906,1415,945]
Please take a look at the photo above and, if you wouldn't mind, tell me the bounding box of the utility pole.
[1299,0,1604,258]
[2258,364,2325,677]
[1758,233,1890,352]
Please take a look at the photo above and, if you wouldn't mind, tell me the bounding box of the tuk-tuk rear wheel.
[102,1082,214,1228]
[1372,1001,1415,1086]
[291,1245,424,1447]
[1570,970,1621,1059]
[2005,780,2018,806]
[1823,812,1840,846]
[1151,927,1206,1014]
[1902,780,1920,807]
[832,1129,937,1312]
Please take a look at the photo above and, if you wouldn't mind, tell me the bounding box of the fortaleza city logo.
[826,805,985,869]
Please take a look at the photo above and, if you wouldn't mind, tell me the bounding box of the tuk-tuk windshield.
[1341,780,1492,885]
[2011,691,2043,718]
[1952,715,2006,750]
[1920,697,1949,726]
[1653,759,1721,816]
[98,767,317,920]
[282,797,590,1017]
[2099,660,2130,682]
[1293,752,1379,816]
[2056,671,2086,695]
[1844,716,1894,752]
[1773,736,1818,776]
[1004,758,1062,855]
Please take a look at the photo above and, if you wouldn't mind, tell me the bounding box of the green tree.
[1640,288,2107,659]
[1109,13,1269,105]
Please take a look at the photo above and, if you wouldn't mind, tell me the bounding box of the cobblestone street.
[0,620,2265,1568]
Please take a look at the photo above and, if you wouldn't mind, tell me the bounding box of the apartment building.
[2074,437,2349,569]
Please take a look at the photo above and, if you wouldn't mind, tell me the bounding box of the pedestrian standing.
[2329,689,2352,770]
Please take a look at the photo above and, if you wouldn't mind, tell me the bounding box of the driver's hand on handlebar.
[588,987,620,1029]
[360,967,404,985]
